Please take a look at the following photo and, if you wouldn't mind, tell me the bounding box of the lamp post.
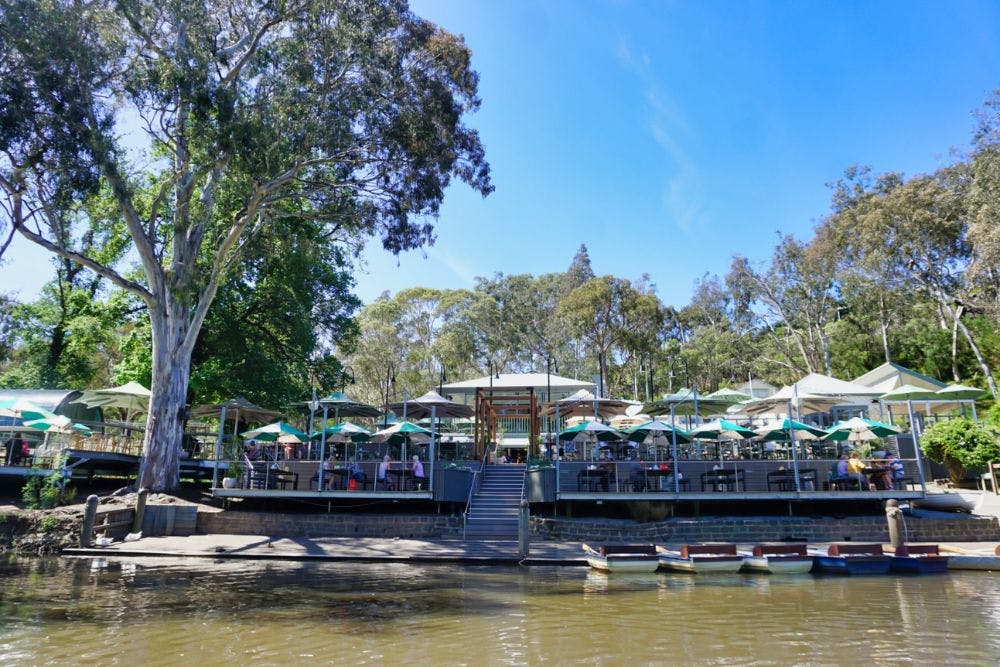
[383,362,396,428]
[546,355,558,458]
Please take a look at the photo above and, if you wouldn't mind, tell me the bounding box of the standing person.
[411,455,425,490]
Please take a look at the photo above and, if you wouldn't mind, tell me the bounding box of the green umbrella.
[311,421,372,442]
[0,398,57,422]
[688,419,758,440]
[557,421,624,442]
[241,421,309,443]
[371,420,432,446]
[24,416,92,435]
[754,418,827,441]
[625,419,692,444]
[934,384,989,401]
[879,384,939,402]
[823,417,901,442]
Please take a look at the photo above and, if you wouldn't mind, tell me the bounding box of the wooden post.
[518,499,530,557]
[885,499,905,553]
[132,487,149,533]
[80,495,99,548]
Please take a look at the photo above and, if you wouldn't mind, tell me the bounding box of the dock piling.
[133,487,149,533]
[518,500,530,557]
[80,495,99,548]
[885,499,905,554]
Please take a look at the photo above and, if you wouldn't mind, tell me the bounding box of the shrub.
[921,418,1000,484]
[22,472,75,510]
[40,516,60,533]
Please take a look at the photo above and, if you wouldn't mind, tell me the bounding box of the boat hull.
[911,491,979,512]
[890,555,949,574]
[586,555,661,573]
[659,555,745,574]
[742,556,813,575]
[813,555,892,575]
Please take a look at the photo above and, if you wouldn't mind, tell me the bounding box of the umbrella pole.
[906,399,927,490]
[212,405,227,489]
[671,404,679,493]
[319,406,329,490]
[429,405,436,493]
[787,402,801,492]
[555,403,560,492]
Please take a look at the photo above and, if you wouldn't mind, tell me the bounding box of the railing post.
[80,494,99,548]
[518,499,530,557]
[132,487,149,533]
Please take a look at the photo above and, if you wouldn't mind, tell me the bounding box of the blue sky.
[4,0,1000,309]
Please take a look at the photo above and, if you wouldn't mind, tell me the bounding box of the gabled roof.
[852,362,946,394]
[441,373,595,392]
[793,373,881,398]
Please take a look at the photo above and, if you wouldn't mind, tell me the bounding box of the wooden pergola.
[474,387,539,457]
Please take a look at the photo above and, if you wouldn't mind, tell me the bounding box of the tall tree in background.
[0,0,491,489]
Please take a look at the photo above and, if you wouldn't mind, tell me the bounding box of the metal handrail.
[462,454,487,539]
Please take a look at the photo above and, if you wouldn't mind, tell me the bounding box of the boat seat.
[599,544,656,556]
[681,544,737,558]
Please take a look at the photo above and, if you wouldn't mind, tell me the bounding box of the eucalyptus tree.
[0,0,491,489]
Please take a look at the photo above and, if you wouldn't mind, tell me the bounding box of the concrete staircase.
[464,464,525,540]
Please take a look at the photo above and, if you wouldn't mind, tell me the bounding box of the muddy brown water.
[1,556,998,665]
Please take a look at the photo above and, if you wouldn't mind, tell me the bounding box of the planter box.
[525,467,556,502]
[433,467,475,502]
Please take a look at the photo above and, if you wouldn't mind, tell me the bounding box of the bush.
[22,473,76,510]
[921,418,1000,484]
[40,516,60,533]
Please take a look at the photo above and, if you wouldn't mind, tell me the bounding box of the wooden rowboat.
[656,544,745,574]
[887,544,950,574]
[582,543,660,573]
[741,543,814,574]
[811,543,892,575]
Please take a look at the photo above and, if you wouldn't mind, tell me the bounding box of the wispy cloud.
[615,34,706,235]
[427,246,477,286]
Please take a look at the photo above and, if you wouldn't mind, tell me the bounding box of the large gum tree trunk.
[138,297,193,491]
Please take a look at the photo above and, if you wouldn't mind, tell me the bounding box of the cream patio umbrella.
[73,381,151,423]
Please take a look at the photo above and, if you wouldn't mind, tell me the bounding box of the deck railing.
[557,458,923,495]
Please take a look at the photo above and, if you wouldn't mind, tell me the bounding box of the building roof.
[852,362,947,394]
[441,373,595,393]
[792,373,882,398]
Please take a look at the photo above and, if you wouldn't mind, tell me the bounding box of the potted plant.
[222,461,244,489]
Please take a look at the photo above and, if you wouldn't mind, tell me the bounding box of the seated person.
[627,457,646,491]
[245,441,263,461]
[377,454,392,489]
[347,458,366,486]
[847,451,874,490]
[411,455,425,489]
[887,453,906,488]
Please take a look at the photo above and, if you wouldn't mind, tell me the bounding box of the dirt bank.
[0,489,221,556]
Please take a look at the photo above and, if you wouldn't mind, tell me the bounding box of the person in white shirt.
[411,455,425,489]
[377,454,392,490]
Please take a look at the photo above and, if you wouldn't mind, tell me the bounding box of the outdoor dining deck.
[553,458,924,501]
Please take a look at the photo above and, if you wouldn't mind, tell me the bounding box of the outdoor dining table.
[577,467,610,492]
[388,468,426,490]
[324,467,349,490]
[644,467,690,491]
[700,469,744,492]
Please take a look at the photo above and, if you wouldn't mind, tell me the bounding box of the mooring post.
[132,487,149,533]
[80,495,99,548]
[518,499,530,557]
[885,499,905,555]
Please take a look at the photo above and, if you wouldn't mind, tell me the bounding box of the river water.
[1,555,998,665]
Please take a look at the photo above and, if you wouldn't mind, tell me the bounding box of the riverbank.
[61,533,1000,571]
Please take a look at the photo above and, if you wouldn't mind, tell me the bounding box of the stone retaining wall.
[197,511,463,539]
[530,514,1000,543]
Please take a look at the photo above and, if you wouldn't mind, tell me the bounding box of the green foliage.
[921,418,1000,483]
[39,516,60,533]
[225,461,244,480]
[986,402,1000,429]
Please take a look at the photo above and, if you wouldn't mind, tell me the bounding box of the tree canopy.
[0,0,491,489]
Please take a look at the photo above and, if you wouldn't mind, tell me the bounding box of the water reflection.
[1,556,999,665]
